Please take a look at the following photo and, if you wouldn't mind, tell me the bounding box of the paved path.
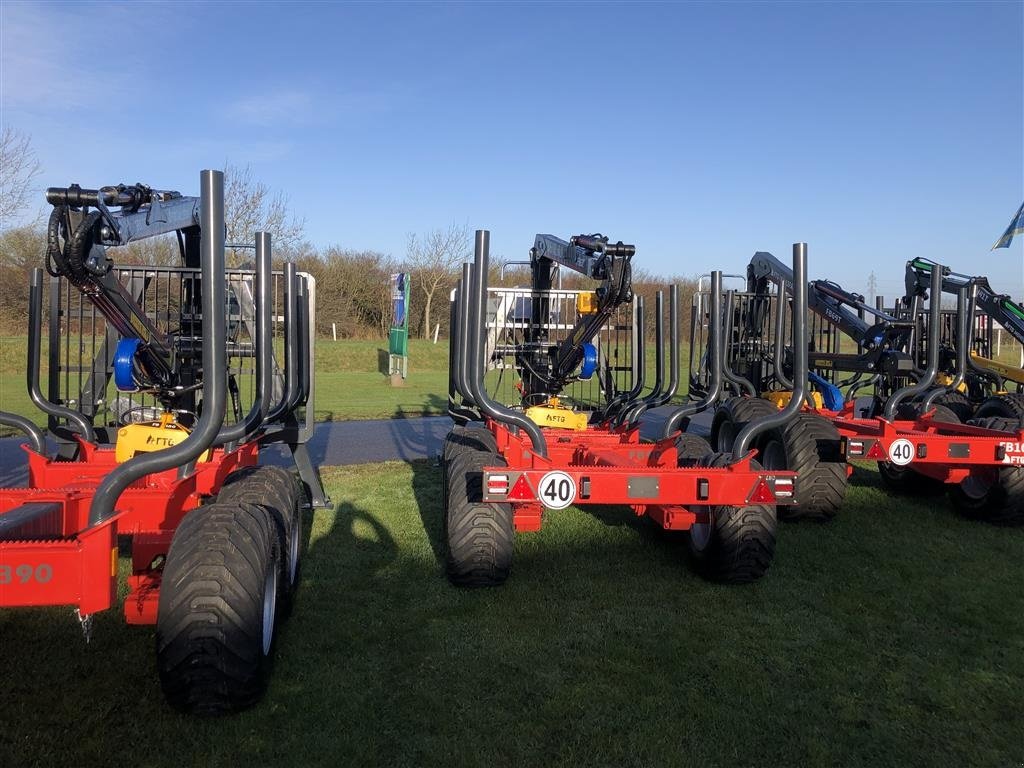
[0,407,713,485]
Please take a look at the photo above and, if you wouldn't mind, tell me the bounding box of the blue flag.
[992,200,1024,249]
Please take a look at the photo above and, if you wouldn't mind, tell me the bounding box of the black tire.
[710,397,778,453]
[442,425,497,467]
[948,416,1024,526]
[446,450,514,587]
[878,403,960,494]
[157,502,281,715]
[441,425,497,499]
[758,413,846,522]
[929,390,975,423]
[676,433,713,467]
[687,452,776,584]
[972,393,1024,424]
[218,466,302,613]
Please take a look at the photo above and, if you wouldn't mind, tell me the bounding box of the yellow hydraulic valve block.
[525,397,589,431]
[576,292,598,315]
[115,411,211,463]
[763,390,824,410]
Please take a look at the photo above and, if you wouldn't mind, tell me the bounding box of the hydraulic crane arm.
[746,250,914,380]
[521,234,634,399]
[905,257,1024,347]
[748,251,911,347]
[45,183,202,394]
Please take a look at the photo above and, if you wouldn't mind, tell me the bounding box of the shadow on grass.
[404,444,685,571]
[408,457,446,566]
[390,394,448,419]
[3,460,1024,767]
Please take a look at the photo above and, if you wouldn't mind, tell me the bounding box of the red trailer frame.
[481,422,794,532]
[0,440,257,621]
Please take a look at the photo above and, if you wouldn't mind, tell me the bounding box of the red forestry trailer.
[699,248,1024,525]
[0,170,329,714]
[441,232,810,586]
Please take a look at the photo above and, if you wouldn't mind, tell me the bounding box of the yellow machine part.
[763,390,824,410]
[576,291,598,315]
[970,352,1024,386]
[525,398,589,431]
[934,373,968,392]
[115,412,211,463]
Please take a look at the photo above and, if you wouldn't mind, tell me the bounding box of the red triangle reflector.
[749,478,776,504]
[508,474,534,501]
[865,440,886,459]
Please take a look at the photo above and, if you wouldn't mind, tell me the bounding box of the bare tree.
[406,223,471,338]
[0,128,42,228]
[223,162,305,265]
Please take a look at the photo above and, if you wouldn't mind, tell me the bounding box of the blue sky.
[2,1,1021,300]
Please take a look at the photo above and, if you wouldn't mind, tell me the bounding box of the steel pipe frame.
[732,243,811,457]
[465,230,547,458]
[884,263,943,421]
[89,169,228,527]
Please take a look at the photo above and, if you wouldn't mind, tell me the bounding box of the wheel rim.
[879,462,906,480]
[959,469,997,502]
[690,510,713,551]
[262,562,278,656]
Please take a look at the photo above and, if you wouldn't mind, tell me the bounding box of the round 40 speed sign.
[538,471,577,510]
[887,438,915,466]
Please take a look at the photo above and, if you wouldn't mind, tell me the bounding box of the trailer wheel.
[157,502,281,715]
[878,404,960,494]
[218,466,302,613]
[972,393,1024,424]
[676,433,714,466]
[442,425,497,498]
[759,413,846,522]
[710,397,778,452]
[446,450,514,587]
[687,453,776,584]
[442,425,497,466]
[948,416,1024,526]
[929,391,975,423]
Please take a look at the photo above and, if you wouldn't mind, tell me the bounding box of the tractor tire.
[972,393,1024,424]
[442,425,497,467]
[218,466,302,615]
[948,416,1024,526]
[687,452,776,584]
[758,412,846,522]
[878,403,961,495]
[710,397,778,453]
[157,502,281,716]
[442,425,497,499]
[893,401,961,423]
[929,390,975,423]
[676,433,714,466]
[446,450,514,587]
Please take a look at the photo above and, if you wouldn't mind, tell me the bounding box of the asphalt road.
[0,406,713,486]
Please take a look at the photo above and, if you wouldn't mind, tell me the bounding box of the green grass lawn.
[1,461,1021,767]
[0,337,682,429]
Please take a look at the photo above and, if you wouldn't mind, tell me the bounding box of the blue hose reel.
[113,337,142,392]
[579,343,598,380]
